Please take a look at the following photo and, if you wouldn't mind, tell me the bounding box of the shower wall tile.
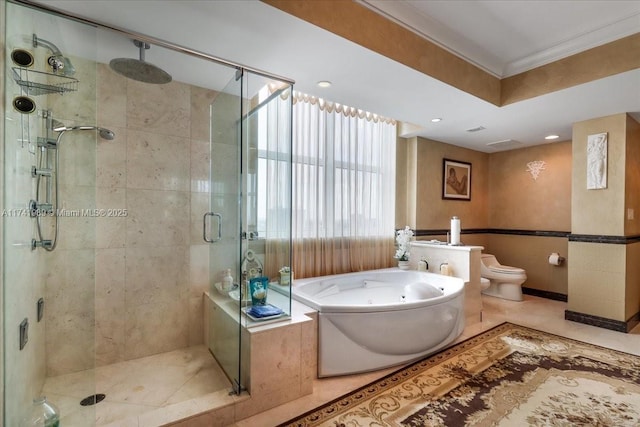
[210,92,241,146]
[57,130,98,188]
[191,192,209,245]
[189,245,208,343]
[97,63,127,128]
[191,86,218,141]
[49,55,97,125]
[210,240,238,283]
[191,139,210,193]
[123,298,189,360]
[211,141,239,195]
[45,249,96,377]
[127,80,190,138]
[96,187,126,248]
[56,184,96,250]
[126,129,190,191]
[190,244,210,298]
[188,296,204,346]
[126,188,190,248]
[209,193,241,241]
[97,126,126,188]
[124,245,189,307]
[95,248,126,366]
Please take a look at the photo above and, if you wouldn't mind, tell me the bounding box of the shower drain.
[80,394,106,406]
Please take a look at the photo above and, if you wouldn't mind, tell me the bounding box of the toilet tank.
[481,254,499,267]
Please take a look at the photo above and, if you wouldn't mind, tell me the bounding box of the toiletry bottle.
[27,396,60,427]
[222,269,233,291]
[418,258,428,271]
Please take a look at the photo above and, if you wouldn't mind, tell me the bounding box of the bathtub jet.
[292,269,465,377]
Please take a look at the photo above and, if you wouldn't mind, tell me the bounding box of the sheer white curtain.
[256,86,292,279]
[291,93,396,278]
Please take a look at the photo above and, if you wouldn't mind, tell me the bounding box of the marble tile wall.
[94,63,218,366]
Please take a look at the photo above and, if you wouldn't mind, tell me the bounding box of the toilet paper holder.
[548,252,565,266]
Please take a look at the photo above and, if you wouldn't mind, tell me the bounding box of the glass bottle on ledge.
[27,396,60,427]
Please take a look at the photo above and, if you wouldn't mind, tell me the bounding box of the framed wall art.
[443,158,471,200]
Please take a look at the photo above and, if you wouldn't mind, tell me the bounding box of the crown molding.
[503,13,640,77]
[360,0,640,79]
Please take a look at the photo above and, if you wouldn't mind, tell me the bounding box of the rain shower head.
[109,39,172,84]
[33,33,76,76]
[53,123,115,141]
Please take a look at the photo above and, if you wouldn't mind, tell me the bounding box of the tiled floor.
[233,294,640,427]
[40,296,640,426]
[42,345,231,426]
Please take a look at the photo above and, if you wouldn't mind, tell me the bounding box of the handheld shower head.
[53,123,115,141]
[97,128,115,140]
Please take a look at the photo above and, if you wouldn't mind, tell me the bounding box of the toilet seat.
[488,265,524,274]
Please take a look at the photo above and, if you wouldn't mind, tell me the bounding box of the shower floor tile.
[41,344,231,426]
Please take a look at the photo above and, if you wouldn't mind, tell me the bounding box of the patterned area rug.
[280,322,640,426]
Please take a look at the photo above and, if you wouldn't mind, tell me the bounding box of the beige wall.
[568,113,640,323]
[485,234,568,296]
[626,242,640,321]
[398,137,489,230]
[572,113,628,235]
[568,242,627,320]
[485,142,571,295]
[399,136,571,295]
[626,115,640,236]
[489,141,571,231]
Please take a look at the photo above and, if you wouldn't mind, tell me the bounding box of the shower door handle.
[203,212,222,243]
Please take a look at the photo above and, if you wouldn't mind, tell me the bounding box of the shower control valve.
[32,239,53,250]
[32,165,53,177]
[48,55,65,72]
[29,200,53,217]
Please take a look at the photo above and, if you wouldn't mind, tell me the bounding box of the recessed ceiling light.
[317,81,332,88]
[431,118,442,123]
[545,134,559,140]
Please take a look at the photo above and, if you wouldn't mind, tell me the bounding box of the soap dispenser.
[222,269,234,291]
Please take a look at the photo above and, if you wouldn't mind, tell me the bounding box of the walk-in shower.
[4,1,293,425]
[32,121,115,251]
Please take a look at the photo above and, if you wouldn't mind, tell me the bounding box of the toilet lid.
[489,265,524,274]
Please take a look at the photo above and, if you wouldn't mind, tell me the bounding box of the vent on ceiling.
[486,139,523,150]
[466,126,486,133]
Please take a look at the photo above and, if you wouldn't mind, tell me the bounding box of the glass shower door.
[205,70,293,395]
[3,2,99,424]
[206,69,244,392]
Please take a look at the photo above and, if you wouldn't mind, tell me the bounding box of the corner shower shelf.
[12,67,78,96]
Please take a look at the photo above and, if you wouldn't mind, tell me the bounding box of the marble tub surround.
[409,241,484,325]
[202,292,317,424]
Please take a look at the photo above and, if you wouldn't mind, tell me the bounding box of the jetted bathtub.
[293,268,465,377]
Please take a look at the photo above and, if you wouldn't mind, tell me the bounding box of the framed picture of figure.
[443,158,471,200]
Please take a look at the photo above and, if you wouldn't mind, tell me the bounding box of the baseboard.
[564,310,640,333]
[522,287,567,302]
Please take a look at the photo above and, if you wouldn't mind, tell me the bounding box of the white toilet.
[480,254,527,301]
